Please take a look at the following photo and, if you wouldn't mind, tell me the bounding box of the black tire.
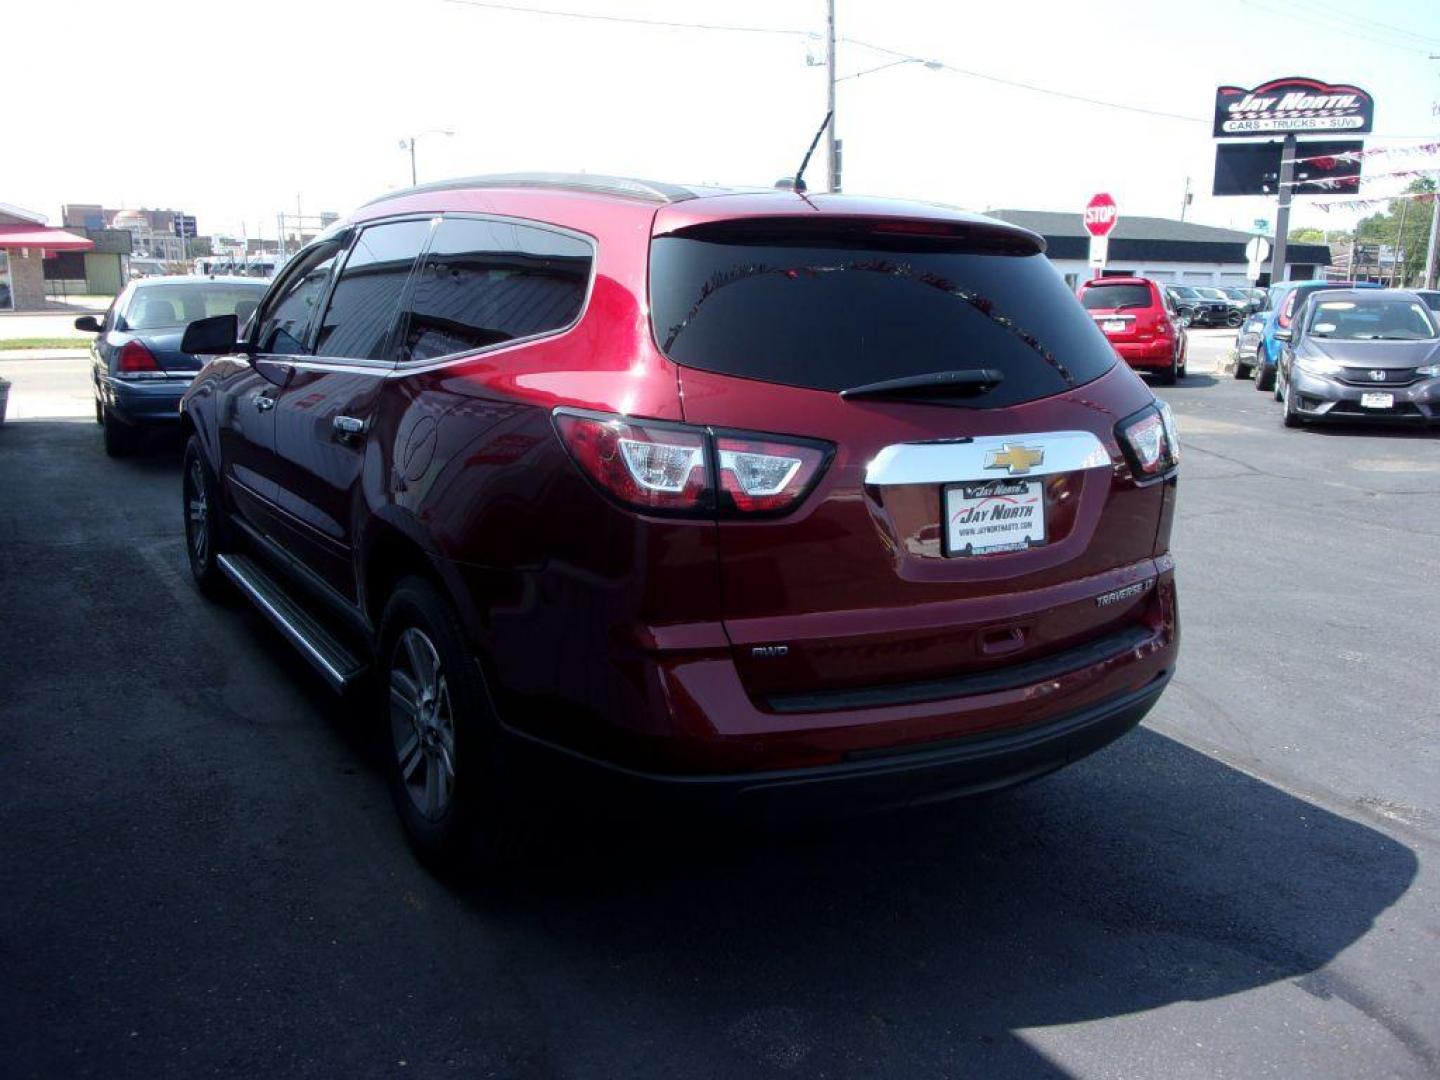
[102,407,137,457]
[1225,311,1243,328]
[1254,360,1276,393]
[94,397,104,425]
[380,576,519,874]
[1281,373,1303,428]
[1233,354,1253,379]
[182,435,232,598]
[1156,351,1178,386]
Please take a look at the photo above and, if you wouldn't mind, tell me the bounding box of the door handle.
[332,415,365,440]
[250,392,275,412]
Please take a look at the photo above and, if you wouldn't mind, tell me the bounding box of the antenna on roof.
[783,111,833,195]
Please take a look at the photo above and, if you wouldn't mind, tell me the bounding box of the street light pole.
[825,0,837,192]
[400,129,454,187]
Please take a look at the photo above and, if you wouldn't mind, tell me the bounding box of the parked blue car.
[76,276,265,456]
[1236,278,1381,391]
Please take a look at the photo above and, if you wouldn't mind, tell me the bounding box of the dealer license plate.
[944,479,1046,557]
[1102,319,1127,334]
[1360,392,1394,409]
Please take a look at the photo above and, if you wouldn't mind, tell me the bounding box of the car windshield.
[1307,298,1439,340]
[1081,283,1151,310]
[123,283,266,330]
[1170,286,1200,298]
[1196,288,1227,300]
[1417,291,1440,312]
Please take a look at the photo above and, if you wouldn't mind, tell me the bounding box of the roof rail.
[363,172,703,207]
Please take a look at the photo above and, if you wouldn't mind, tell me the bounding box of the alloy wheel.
[186,458,209,566]
[390,628,456,821]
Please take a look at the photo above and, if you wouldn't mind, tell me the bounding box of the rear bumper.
[1113,339,1175,367]
[1289,370,1440,422]
[480,562,1179,812]
[507,671,1170,814]
[101,375,190,424]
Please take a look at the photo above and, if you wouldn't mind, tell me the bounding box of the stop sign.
[1083,193,1119,238]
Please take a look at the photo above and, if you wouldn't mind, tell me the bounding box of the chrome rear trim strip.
[864,430,1110,485]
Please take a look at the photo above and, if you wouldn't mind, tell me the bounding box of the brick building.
[0,203,95,311]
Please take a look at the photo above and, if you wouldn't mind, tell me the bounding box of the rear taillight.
[715,435,828,514]
[553,410,831,518]
[1116,401,1179,480]
[552,413,709,513]
[117,341,159,375]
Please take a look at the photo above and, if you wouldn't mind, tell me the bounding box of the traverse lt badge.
[984,443,1045,476]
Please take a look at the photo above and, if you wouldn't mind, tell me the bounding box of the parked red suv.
[1079,276,1188,385]
[179,174,1179,869]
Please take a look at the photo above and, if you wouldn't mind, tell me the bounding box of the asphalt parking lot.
[1,331,1437,1079]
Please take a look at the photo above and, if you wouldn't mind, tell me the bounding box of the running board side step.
[217,553,369,692]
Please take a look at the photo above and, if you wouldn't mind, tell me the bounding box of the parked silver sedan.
[1274,289,1440,428]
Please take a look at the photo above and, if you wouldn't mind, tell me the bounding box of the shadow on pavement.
[1151,372,1219,390]
[0,418,1422,1078]
[1300,422,1440,440]
[451,727,1420,1076]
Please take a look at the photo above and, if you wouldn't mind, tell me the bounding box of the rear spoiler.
[653,215,1045,256]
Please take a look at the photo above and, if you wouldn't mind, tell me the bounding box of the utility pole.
[1394,195,1411,286]
[407,138,418,186]
[825,0,838,192]
[1180,176,1192,222]
[1424,194,1440,288]
[1267,133,1297,286]
[1423,55,1439,287]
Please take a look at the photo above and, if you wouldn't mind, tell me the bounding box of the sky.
[7,0,1439,241]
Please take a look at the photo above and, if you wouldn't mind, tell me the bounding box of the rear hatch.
[1080,281,1156,344]
[649,212,1170,708]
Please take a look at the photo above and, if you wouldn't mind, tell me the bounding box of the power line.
[843,37,1208,123]
[440,0,809,36]
[1311,0,1440,47]
[1241,0,1432,54]
[440,1,1210,124]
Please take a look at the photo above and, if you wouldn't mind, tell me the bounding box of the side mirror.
[74,315,102,333]
[181,313,244,355]
[1178,315,1192,328]
[1275,327,1293,342]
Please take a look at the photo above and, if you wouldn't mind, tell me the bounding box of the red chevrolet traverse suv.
[1078,276,1188,385]
[178,174,1179,868]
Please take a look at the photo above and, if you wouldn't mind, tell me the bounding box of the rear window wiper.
[841,368,1005,401]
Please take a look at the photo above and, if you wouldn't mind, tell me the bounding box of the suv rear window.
[650,222,1117,407]
[1081,283,1151,311]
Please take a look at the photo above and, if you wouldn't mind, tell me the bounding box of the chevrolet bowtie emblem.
[984,443,1045,475]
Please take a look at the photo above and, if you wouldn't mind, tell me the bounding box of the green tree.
[1350,177,1435,285]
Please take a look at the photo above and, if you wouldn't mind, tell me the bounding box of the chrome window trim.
[386,211,599,374]
[302,215,437,365]
[864,430,1111,486]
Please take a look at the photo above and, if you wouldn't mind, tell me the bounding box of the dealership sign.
[1213,77,1373,137]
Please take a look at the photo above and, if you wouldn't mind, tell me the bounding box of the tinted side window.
[315,220,431,361]
[401,218,592,363]
[255,244,342,354]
